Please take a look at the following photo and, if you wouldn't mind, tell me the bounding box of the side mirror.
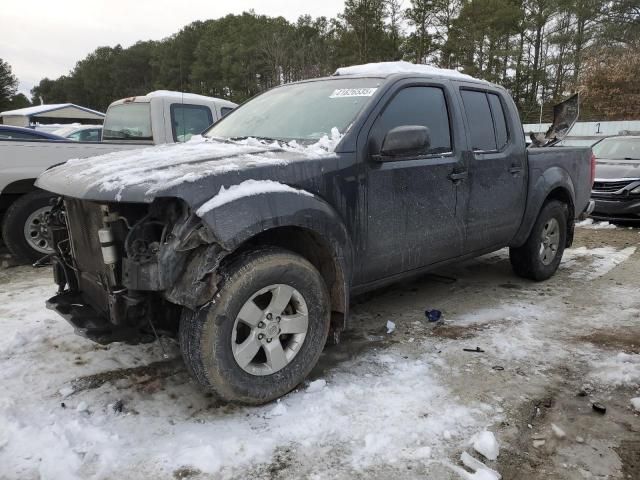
[378,125,431,159]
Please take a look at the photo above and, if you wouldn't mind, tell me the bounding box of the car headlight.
[631,185,640,194]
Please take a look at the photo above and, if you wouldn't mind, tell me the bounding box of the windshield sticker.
[330,88,378,98]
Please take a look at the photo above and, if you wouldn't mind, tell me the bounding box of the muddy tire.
[510,200,568,281]
[179,247,330,404]
[1,190,56,264]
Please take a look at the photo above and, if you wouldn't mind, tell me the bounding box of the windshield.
[593,137,640,160]
[205,78,381,141]
[103,103,152,141]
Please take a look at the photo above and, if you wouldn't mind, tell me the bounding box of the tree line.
[2,0,639,121]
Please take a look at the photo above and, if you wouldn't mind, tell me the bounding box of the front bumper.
[46,290,154,345]
[591,197,640,222]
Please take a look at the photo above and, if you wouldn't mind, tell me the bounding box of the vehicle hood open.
[529,93,579,147]
[35,135,340,204]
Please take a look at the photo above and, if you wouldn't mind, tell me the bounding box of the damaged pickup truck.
[36,62,594,404]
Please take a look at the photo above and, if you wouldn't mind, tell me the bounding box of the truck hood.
[36,135,340,203]
[595,158,640,180]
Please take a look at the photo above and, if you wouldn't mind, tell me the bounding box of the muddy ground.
[1,225,639,479]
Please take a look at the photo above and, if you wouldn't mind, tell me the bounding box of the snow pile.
[631,398,640,412]
[41,130,342,201]
[588,352,640,387]
[472,431,500,460]
[386,320,396,334]
[196,179,312,215]
[334,61,475,81]
[562,246,636,279]
[576,218,617,229]
[305,379,326,393]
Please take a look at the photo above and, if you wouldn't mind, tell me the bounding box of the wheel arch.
[510,167,576,248]
[227,225,350,336]
[195,191,354,336]
[0,179,40,215]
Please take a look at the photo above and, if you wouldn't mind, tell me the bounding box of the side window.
[460,90,497,151]
[220,107,234,117]
[79,129,101,142]
[488,93,509,149]
[373,86,452,154]
[171,104,214,142]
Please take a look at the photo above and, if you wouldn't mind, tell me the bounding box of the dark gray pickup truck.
[36,62,594,404]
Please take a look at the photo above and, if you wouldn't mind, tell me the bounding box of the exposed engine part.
[98,227,118,265]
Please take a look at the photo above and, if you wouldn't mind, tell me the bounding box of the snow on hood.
[37,129,342,202]
[334,61,476,81]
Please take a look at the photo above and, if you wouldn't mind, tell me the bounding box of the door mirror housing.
[377,125,431,159]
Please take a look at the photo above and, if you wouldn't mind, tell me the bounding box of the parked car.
[36,62,593,405]
[0,125,66,141]
[0,91,237,263]
[590,135,640,223]
[53,125,103,142]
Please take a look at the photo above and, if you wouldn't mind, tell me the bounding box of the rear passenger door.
[459,88,526,251]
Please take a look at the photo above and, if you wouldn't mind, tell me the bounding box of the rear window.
[487,93,509,150]
[171,104,213,142]
[461,90,497,151]
[103,103,152,141]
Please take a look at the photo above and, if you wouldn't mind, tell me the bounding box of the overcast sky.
[0,0,345,97]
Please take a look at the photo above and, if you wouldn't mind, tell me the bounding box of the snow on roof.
[0,103,105,117]
[334,61,477,81]
[146,90,236,106]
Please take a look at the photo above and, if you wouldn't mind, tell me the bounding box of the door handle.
[448,171,468,182]
[509,166,524,175]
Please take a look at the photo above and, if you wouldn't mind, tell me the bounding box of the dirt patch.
[615,440,640,479]
[429,324,478,340]
[576,328,640,354]
[428,319,510,340]
[173,467,202,479]
[69,358,185,394]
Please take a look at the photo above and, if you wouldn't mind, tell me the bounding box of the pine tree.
[0,58,19,110]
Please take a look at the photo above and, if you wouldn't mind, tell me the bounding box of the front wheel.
[509,200,568,281]
[179,247,330,404]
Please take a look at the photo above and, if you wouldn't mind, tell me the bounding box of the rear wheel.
[510,200,568,281]
[1,190,55,264]
[179,247,330,404]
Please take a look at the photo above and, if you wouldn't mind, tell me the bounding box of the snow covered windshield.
[103,103,153,141]
[205,78,381,142]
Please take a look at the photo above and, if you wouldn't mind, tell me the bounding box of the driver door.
[360,83,467,282]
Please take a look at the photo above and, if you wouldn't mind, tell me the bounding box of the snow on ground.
[561,246,636,279]
[576,219,617,230]
[0,239,638,479]
[0,275,496,479]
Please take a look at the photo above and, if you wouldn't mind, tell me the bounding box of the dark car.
[0,125,66,141]
[36,63,593,404]
[590,136,640,222]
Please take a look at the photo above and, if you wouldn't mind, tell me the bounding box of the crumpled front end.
[46,197,226,344]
